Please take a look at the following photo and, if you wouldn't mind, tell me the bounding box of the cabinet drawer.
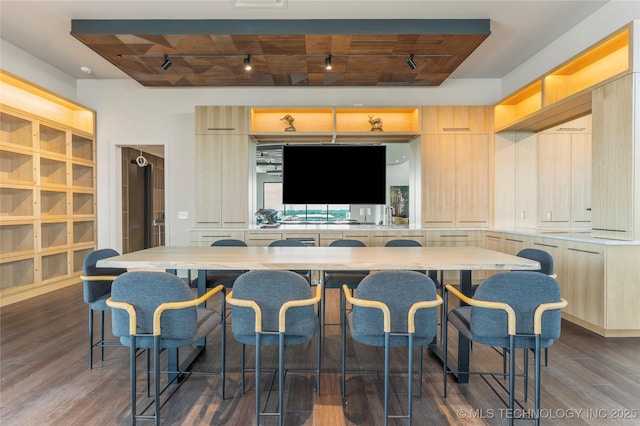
[318,232,345,247]
[426,230,482,244]
[342,231,370,246]
[189,230,244,246]
[245,232,282,247]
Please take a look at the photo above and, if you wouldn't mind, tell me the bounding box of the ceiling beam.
[71,19,491,36]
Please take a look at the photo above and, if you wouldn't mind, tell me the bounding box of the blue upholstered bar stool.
[226,270,322,426]
[443,271,567,426]
[108,271,224,425]
[81,248,127,369]
[342,270,442,426]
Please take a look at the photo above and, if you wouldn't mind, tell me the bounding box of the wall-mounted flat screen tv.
[282,144,386,204]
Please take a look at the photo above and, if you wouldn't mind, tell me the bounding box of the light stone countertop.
[188,224,640,246]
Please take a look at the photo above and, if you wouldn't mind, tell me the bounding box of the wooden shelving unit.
[0,70,96,306]
[250,106,420,143]
[495,24,631,132]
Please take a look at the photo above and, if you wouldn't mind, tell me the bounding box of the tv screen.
[282,145,386,204]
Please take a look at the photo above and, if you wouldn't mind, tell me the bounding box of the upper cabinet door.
[194,135,222,226]
[421,135,456,227]
[421,106,492,134]
[455,134,491,226]
[220,134,249,227]
[195,106,249,135]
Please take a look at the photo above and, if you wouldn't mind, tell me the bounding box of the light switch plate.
[178,211,188,219]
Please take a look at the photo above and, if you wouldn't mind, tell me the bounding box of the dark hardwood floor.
[1,283,639,425]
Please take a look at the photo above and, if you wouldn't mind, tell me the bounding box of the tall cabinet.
[0,71,96,306]
[194,106,250,228]
[592,73,640,241]
[537,116,592,226]
[420,106,492,228]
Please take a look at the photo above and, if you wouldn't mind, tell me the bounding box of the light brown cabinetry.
[483,230,640,337]
[565,242,605,329]
[195,106,250,228]
[591,74,639,240]
[189,230,245,246]
[537,116,592,226]
[421,134,491,227]
[245,231,282,247]
[421,106,492,228]
[195,106,249,135]
[513,131,539,227]
[341,231,371,246]
[537,133,572,224]
[370,230,425,247]
[421,106,491,134]
[426,230,483,283]
[1,71,96,306]
[530,237,567,297]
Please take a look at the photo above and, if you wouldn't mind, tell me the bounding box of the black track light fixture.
[407,54,417,70]
[161,55,172,70]
[243,55,252,71]
[325,55,333,70]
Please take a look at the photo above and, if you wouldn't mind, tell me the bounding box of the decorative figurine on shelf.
[255,209,280,227]
[368,115,383,131]
[280,114,296,132]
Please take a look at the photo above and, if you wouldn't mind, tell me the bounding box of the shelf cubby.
[40,221,68,250]
[40,157,67,186]
[73,247,93,273]
[0,111,33,148]
[1,71,96,304]
[0,71,95,135]
[495,23,631,132]
[40,251,68,281]
[543,29,629,106]
[0,223,34,255]
[0,257,35,289]
[494,81,542,131]
[72,191,94,215]
[71,133,93,161]
[71,163,93,188]
[0,187,34,217]
[40,189,68,217]
[72,220,94,245]
[39,124,67,156]
[251,108,334,133]
[0,149,35,184]
[335,107,420,133]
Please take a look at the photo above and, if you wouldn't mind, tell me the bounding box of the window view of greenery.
[282,204,351,221]
[264,183,351,222]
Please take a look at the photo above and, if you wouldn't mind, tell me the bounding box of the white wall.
[0,40,77,100]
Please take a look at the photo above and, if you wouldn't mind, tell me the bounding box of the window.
[262,183,351,222]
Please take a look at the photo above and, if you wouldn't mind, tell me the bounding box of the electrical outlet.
[178,211,189,219]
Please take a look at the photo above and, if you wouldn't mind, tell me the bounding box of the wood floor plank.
[1,283,639,425]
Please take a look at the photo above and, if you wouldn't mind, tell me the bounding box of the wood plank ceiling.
[71,19,490,87]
